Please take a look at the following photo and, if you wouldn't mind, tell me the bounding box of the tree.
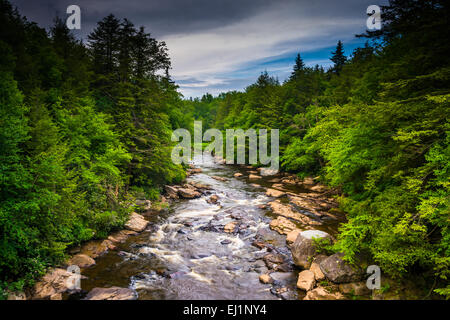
[290,53,305,80]
[88,14,121,75]
[330,40,347,74]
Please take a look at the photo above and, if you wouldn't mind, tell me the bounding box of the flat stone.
[266,188,286,198]
[297,270,316,291]
[68,254,95,268]
[249,174,262,180]
[303,286,345,300]
[224,222,237,233]
[269,216,297,235]
[234,173,243,177]
[339,282,371,296]
[125,212,148,232]
[84,287,137,300]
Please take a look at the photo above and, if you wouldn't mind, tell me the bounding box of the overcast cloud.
[10,0,388,97]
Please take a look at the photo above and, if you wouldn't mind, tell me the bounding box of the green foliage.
[197,0,450,297]
[0,0,188,295]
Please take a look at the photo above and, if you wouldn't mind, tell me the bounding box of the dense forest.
[184,0,450,297]
[0,0,191,295]
[0,0,449,298]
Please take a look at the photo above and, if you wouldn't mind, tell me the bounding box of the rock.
[265,188,286,198]
[207,194,219,204]
[212,176,228,182]
[188,168,202,174]
[224,222,237,233]
[249,174,262,180]
[303,287,345,300]
[268,200,322,226]
[178,188,201,199]
[251,183,261,188]
[125,212,148,232]
[269,216,297,235]
[259,168,278,176]
[286,229,301,246]
[259,274,273,284]
[271,183,286,190]
[302,177,315,185]
[81,240,110,258]
[319,253,364,284]
[310,262,325,281]
[68,254,95,268]
[33,268,80,299]
[338,282,371,296]
[220,239,232,245]
[135,199,152,211]
[108,230,137,243]
[234,173,243,178]
[291,230,332,269]
[84,287,137,300]
[297,270,316,291]
[164,185,179,199]
[263,253,285,269]
[7,291,27,300]
[281,177,298,185]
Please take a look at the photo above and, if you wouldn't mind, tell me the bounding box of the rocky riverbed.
[21,154,419,301]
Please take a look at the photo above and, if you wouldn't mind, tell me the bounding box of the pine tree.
[290,53,305,80]
[330,40,346,74]
[88,14,121,75]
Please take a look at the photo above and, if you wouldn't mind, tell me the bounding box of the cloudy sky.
[10,0,387,98]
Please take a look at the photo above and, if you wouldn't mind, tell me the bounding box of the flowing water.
[78,155,342,300]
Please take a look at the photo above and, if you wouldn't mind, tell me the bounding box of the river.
[77,154,343,300]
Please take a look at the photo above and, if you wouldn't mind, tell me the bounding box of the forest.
[0,0,449,298]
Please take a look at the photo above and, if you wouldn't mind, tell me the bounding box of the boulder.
[310,262,325,281]
[84,287,137,300]
[286,229,301,246]
[269,216,297,235]
[259,274,273,284]
[68,254,95,268]
[125,212,148,232]
[268,200,322,226]
[164,185,179,199]
[178,188,201,199]
[291,230,332,269]
[81,239,113,258]
[338,282,371,296]
[319,253,364,284]
[303,287,345,300]
[188,168,202,174]
[265,188,285,198]
[296,270,316,291]
[263,253,285,269]
[234,173,243,178]
[249,174,262,180]
[33,268,80,299]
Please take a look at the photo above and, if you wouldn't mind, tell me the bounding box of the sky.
[10,0,388,98]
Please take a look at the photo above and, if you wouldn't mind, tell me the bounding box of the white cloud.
[163,2,366,97]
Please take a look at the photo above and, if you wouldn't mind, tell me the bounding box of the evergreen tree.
[289,53,305,80]
[330,40,346,74]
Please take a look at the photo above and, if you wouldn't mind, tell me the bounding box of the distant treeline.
[184,0,450,298]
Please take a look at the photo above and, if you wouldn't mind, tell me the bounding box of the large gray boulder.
[291,230,332,269]
[319,253,364,284]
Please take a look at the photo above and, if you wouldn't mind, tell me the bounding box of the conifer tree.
[330,40,346,74]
